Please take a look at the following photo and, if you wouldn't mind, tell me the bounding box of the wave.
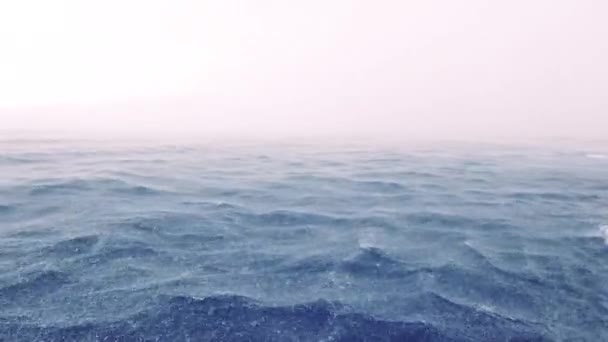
[0,270,70,305]
[0,294,550,342]
[508,192,600,202]
[28,179,92,195]
[0,204,16,214]
[110,184,164,196]
[81,244,159,265]
[351,180,408,192]
[43,235,100,257]
[276,255,337,274]
[340,247,411,279]
[399,292,550,341]
[405,212,476,228]
[0,155,48,164]
[352,170,440,179]
[284,175,409,194]
[26,178,165,196]
[236,210,340,227]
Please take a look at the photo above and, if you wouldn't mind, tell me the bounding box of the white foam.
[600,225,608,245]
[357,227,380,249]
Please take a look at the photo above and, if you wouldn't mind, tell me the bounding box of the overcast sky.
[0,0,606,141]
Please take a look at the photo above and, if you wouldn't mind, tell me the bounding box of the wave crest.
[600,225,608,245]
[0,295,456,342]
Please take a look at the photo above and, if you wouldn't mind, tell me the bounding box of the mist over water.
[1,139,607,341]
[2,1,608,142]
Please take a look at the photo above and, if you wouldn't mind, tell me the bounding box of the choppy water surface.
[0,140,607,341]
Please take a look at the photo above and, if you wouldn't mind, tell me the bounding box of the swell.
[398,292,551,341]
[284,175,409,194]
[0,294,550,342]
[0,155,50,164]
[0,204,16,215]
[25,178,166,196]
[508,191,601,202]
[405,212,477,228]
[339,247,412,278]
[42,235,100,257]
[233,209,398,232]
[235,209,341,227]
[277,247,409,277]
[0,270,71,305]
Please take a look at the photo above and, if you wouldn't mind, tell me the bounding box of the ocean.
[0,139,606,341]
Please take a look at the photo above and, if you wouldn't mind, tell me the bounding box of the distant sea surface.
[0,139,607,341]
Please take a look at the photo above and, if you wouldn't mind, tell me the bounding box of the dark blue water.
[1,140,607,341]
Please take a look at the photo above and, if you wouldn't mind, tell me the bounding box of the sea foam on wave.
[600,225,608,245]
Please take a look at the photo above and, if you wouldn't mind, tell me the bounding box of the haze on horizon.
[0,0,607,142]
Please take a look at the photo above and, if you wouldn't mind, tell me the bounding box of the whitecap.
[357,227,380,250]
[600,225,608,245]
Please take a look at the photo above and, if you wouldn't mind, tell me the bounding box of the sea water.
[0,139,607,341]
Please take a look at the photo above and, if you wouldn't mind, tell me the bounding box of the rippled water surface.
[1,140,607,341]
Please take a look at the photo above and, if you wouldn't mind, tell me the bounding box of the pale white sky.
[0,0,606,141]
